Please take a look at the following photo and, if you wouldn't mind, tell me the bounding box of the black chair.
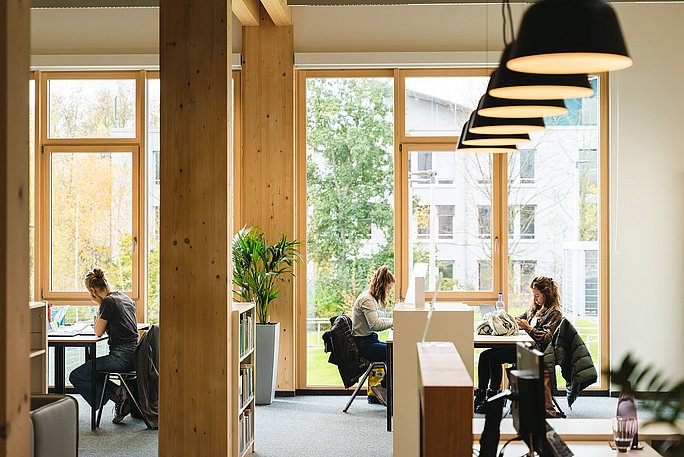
[96,371,153,428]
[342,361,386,412]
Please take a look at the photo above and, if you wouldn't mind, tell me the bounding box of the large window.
[507,76,604,386]
[302,73,395,386]
[295,70,608,389]
[45,147,138,295]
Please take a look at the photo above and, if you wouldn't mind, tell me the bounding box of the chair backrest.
[30,395,78,457]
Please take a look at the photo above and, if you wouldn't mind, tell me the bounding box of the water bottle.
[616,381,639,449]
[495,292,505,311]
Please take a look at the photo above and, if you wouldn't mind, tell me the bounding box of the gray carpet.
[74,394,640,457]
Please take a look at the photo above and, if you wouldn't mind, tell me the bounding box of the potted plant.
[232,226,300,405]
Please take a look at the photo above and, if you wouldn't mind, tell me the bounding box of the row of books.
[238,409,253,455]
[238,364,254,409]
[239,312,254,357]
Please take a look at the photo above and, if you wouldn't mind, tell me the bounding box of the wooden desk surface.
[474,332,534,346]
[474,418,684,442]
[479,441,661,456]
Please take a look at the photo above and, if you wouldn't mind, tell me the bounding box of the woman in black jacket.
[474,276,563,413]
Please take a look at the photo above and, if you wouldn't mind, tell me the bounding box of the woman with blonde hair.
[69,268,138,424]
[474,276,563,413]
[351,266,395,404]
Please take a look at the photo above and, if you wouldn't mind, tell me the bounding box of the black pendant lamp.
[507,0,632,74]
[457,121,517,154]
[469,95,546,135]
[462,127,530,147]
[489,44,594,101]
[478,70,568,118]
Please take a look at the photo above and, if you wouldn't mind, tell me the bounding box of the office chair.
[343,361,386,412]
[96,371,153,428]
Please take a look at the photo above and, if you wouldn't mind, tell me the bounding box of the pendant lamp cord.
[501,0,516,46]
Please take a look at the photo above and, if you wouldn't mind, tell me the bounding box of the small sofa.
[30,395,78,457]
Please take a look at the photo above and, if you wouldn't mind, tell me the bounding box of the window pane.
[409,150,493,292]
[507,75,601,385]
[405,76,488,137]
[146,78,160,324]
[306,77,394,386]
[50,152,133,292]
[29,80,35,300]
[520,149,535,183]
[48,79,136,138]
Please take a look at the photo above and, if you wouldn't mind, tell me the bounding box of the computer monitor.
[479,343,573,457]
[509,343,546,454]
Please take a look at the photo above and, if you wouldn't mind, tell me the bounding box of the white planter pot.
[255,322,280,405]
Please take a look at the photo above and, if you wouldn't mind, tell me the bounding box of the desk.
[478,441,662,456]
[474,331,534,349]
[473,418,684,444]
[48,334,108,430]
[48,323,150,430]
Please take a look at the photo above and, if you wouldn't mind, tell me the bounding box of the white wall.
[30,3,684,380]
[31,7,243,55]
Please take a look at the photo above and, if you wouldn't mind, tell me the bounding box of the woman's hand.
[516,318,532,331]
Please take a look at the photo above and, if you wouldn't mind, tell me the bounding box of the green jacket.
[543,318,597,407]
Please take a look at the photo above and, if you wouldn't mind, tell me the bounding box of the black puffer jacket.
[323,315,369,388]
[543,318,597,407]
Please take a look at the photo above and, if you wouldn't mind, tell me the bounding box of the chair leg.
[96,373,110,428]
[343,364,374,413]
[118,375,154,429]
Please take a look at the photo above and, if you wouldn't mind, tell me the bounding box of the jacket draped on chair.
[322,315,370,388]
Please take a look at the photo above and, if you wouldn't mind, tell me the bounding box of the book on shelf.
[239,364,253,408]
[239,312,254,357]
[239,408,254,454]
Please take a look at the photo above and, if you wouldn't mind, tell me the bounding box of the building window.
[478,205,491,239]
[437,205,454,239]
[154,150,160,185]
[519,260,537,294]
[584,250,598,316]
[520,205,536,240]
[520,149,535,184]
[415,204,430,239]
[417,151,432,172]
[478,260,492,291]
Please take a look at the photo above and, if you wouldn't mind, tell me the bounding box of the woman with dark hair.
[474,276,563,413]
[351,266,395,404]
[69,268,138,424]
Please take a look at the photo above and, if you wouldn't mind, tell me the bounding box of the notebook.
[48,323,89,337]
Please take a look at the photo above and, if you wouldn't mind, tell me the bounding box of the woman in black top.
[69,268,138,424]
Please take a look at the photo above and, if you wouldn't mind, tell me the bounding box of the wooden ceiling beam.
[234,0,260,26]
[260,0,291,26]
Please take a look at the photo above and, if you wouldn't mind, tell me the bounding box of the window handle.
[494,236,499,253]
[132,236,138,254]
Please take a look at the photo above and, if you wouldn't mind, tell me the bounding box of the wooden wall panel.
[242,7,295,392]
[0,0,31,455]
[158,0,233,455]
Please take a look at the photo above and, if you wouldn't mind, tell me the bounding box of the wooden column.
[0,0,30,455]
[159,0,233,455]
[242,6,295,392]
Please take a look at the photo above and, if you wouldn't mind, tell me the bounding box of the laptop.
[48,323,89,337]
[479,304,497,319]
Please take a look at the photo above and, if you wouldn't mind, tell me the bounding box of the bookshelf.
[29,301,48,394]
[232,302,256,457]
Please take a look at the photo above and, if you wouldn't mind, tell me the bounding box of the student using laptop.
[69,268,138,423]
[351,266,395,405]
[474,276,563,413]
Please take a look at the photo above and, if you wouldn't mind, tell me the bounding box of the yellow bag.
[367,366,385,403]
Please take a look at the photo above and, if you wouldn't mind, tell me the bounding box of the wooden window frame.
[294,68,609,390]
[39,144,142,304]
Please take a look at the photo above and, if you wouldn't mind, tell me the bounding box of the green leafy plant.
[232,226,301,324]
[610,355,684,456]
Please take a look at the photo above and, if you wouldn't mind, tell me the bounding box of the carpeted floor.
[75,394,642,457]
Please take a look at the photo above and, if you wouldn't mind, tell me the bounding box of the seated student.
[474,276,563,413]
[351,266,395,405]
[69,268,138,423]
